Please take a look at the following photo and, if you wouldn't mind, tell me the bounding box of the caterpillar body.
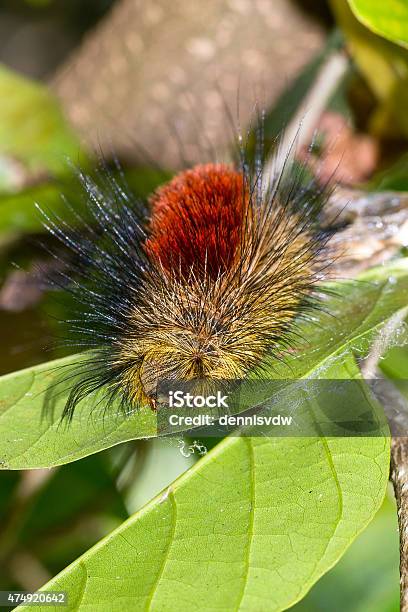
[43,139,333,419]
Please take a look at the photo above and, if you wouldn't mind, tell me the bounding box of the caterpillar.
[41,132,333,420]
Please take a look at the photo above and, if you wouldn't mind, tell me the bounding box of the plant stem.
[391,437,408,612]
[264,50,348,179]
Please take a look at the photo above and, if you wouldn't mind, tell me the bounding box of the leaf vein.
[145,490,177,610]
[235,438,255,611]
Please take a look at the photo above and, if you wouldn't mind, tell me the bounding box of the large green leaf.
[0,260,407,470]
[18,392,389,611]
[348,0,408,48]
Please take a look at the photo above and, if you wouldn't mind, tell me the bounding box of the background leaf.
[331,0,408,139]
[0,64,82,181]
[348,0,408,48]
[0,64,85,244]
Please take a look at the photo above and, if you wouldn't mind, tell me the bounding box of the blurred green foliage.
[332,0,408,140]
[349,0,408,48]
[0,65,83,180]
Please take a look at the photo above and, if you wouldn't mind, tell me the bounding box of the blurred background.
[0,0,406,609]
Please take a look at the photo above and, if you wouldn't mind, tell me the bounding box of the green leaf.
[381,345,408,380]
[292,491,399,612]
[378,341,408,407]
[0,355,157,470]
[331,0,407,102]
[1,259,407,470]
[124,439,195,514]
[348,0,408,48]
[331,0,408,139]
[18,406,390,611]
[0,64,85,237]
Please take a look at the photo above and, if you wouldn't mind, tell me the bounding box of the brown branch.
[391,437,408,612]
[365,378,408,611]
[264,50,348,178]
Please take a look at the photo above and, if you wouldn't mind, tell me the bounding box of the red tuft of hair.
[144,163,247,279]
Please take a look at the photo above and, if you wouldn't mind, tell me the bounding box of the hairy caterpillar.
[42,132,333,420]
